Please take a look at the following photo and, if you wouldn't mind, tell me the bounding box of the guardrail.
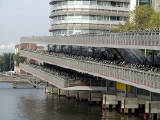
[19,63,107,90]
[20,50,160,93]
[21,32,160,50]
[20,63,66,88]
[0,74,29,83]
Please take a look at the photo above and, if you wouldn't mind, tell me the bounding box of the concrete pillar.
[88,92,102,104]
[78,91,88,101]
[76,91,79,101]
[46,87,58,94]
[13,82,17,88]
[153,114,158,120]
[58,89,66,96]
[66,91,70,98]
[138,99,146,115]
[149,92,153,120]
[67,91,77,99]
[102,94,118,109]
[45,86,59,94]
[50,88,54,94]
[88,91,91,103]
[157,114,160,120]
[145,101,160,120]
[58,89,60,96]
[45,87,49,93]
[120,97,139,114]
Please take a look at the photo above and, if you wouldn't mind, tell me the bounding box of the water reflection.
[0,83,140,120]
[18,94,102,120]
[101,110,140,120]
[18,94,140,120]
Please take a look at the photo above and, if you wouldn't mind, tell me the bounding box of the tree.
[13,53,26,66]
[0,53,14,72]
[149,12,160,28]
[132,5,154,30]
[113,5,156,32]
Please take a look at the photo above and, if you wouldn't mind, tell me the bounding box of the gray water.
[0,83,141,120]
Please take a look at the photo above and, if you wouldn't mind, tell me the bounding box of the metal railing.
[51,20,125,26]
[0,73,31,83]
[20,50,160,93]
[19,63,107,90]
[51,4,129,12]
[20,63,66,88]
[21,32,160,50]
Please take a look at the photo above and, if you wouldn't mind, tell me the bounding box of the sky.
[130,0,136,11]
[0,0,50,54]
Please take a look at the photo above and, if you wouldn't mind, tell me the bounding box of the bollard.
[13,82,17,88]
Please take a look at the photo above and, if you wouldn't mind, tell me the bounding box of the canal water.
[0,83,141,120]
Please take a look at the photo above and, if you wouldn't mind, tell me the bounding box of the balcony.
[51,5,129,12]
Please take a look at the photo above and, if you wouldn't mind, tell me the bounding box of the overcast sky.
[0,0,50,54]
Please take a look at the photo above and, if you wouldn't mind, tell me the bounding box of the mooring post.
[13,82,17,88]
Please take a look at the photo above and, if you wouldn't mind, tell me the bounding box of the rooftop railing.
[21,32,160,50]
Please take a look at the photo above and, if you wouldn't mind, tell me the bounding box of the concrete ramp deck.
[20,50,160,93]
[20,64,107,91]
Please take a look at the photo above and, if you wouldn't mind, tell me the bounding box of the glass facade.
[137,0,152,5]
[50,0,130,36]
[52,29,111,36]
[52,15,127,23]
[52,0,129,8]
